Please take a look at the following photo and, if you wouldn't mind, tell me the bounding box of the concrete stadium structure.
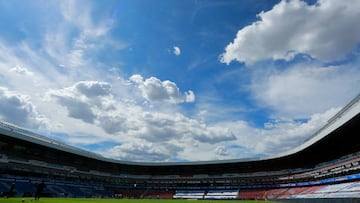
[0,94,359,202]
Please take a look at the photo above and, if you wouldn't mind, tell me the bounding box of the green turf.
[0,198,284,203]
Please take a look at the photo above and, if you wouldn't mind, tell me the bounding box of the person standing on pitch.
[34,180,45,201]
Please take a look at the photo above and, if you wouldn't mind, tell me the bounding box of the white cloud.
[41,77,234,162]
[97,115,127,134]
[49,81,113,123]
[0,75,351,162]
[54,95,96,124]
[75,81,112,98]
[220,0,360,65]
[215,146,229,156]
[250,64,360,118]
[0,40,63,93]
[206,105,342,158]
[254,107,340,155]
[107,141,183,162]
[60,0,110,38]
[9,65,34,76]
[44,0,123,74]
[46,80,234,161]
[192,125,236,144]
[173,46,181,56]
[0,87,46,129]
[135,112,236,144]
[129,74,195,104]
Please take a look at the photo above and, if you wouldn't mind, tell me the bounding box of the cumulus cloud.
[250,64,360,118]
[107,141,183,162]
[129,74,195,104]
[0,87,46,129]
[48,81,232,154]
[254,107,341,155]
[192,126,236,144]
[220,0,360,65]
[46,74,349,161]
[75,81,112,98]
[173,46,181,56]
[0,77,347,161]
[55,96,96,123]
[209,105,343,159]
[134,112,236,144]
[50,81,113,123]
[96,110,237,161]
[97,115,128,134]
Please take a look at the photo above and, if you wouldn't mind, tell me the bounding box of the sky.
[0,0,359,162]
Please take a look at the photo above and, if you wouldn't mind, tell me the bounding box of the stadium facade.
[0,94,360,202]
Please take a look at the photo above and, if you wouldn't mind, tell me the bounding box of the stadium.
[0,93,359,203]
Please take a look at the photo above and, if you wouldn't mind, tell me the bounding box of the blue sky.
[0,0,359,162]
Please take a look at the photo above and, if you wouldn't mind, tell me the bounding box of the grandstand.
[0,94,359,202]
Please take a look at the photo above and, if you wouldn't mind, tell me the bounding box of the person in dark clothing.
[4,183,15,198]
[34,181,45,200]
[9,183,15,197]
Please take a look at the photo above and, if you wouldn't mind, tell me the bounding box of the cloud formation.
[107,141,182,162]
[50,81,113,123]
[220,0,360,65]
[10,65,34,76]
[254,107,340,154]
[75,81,112,98]
[46,79,235,161]
[173,46,181,56]
[0,87,46,129]
[250,64,360,118]
[0,0,358,163]
[129,75,195,104]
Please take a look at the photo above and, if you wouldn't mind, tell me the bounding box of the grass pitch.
[0,198,283,203]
